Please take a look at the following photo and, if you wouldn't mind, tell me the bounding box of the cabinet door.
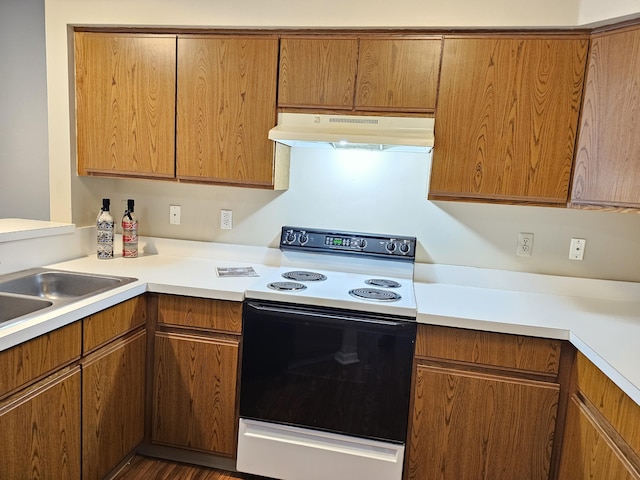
[82,330,146,480]
[558,396,640,480]
[278,37,359,109]
[176,36,279,187]
[407,364,559,480]
[75,32,176,178]
[0,368,81,480]
[571,27,640,209]
[430,36,588,205]
[355,37,442,112]
[152,331,240,456]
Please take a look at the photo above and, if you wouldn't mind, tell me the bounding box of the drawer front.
[83,296,146,353]
[158,295,242,334]
[416,325,561,375]
[0,322,81,398]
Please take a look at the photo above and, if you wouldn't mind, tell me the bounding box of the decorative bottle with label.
[96,198,114,259]
[122,199,138,258]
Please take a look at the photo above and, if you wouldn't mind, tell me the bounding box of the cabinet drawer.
[0,322,81,399]
[416,325,561,375]
[575,352,640,455]
[158,295,242,334]
[83,296,146,354]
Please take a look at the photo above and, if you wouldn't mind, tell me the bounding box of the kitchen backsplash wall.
[76,148,640,283]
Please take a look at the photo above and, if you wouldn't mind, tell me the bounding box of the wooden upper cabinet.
[278,37,358,109]
[277,36,442,113]
[571,26,640,210]
[75,32,177,178]
[430,36,588,205]
[176,36,280,188]
[355,38,441,112]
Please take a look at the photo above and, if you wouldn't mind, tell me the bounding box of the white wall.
[579,0,640,25]
[44,0,640,282]
[0,0,50,220]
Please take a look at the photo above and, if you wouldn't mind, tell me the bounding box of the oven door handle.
[244,300,415,329]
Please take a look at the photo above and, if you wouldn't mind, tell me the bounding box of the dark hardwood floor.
[114,455,272,480]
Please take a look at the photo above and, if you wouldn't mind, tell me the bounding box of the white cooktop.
[245,266,417,317]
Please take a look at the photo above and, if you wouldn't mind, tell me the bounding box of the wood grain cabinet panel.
[82,330,146,480]
[157,295,242,334]
[558,396,640,480]
[176,36,279,187]
[0,367,81,480]
[278,37,359,109]
[574,351,640,455]
[558,351,640,479]
[571,26,640,210]
[277,36,441,113]
[75,32,177,178]
[0,322,81,399]
[355,38,441,112]
[407,364,559,480]
[430,36,588,205]
[152,331,240,456]
[417,324,561,375]
[83,296,147,353]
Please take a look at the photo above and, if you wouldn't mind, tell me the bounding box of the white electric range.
[238,226,418,480]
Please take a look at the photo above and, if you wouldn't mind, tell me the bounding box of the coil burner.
[282,271,328,282]
[365,279,402,288]
[348,287,401,302]
[267,281,307,292]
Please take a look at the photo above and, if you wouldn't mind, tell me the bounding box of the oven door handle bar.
[244,300,415,329]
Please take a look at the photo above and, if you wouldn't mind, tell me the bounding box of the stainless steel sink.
[0,268,138,327]
[0,294,53,323]
[0,270,127,300]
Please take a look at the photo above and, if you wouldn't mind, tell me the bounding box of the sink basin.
[0,268,138,327]
[0,294,53,323]
[0,270,128,300]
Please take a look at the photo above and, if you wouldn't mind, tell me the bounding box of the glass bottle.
[122,199,138,258]
[96,198,114,259]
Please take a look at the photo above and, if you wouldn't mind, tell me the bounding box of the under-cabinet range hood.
[268,113,434,152]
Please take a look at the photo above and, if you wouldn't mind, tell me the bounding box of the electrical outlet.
[169,205,181,225]
[220,209,233,230]
[516,232,534,257]
[569,238,586,260]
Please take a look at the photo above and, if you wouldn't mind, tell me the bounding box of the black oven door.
[239,299,417,444]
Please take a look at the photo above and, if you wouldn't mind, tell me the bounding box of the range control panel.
[280,226,416,261]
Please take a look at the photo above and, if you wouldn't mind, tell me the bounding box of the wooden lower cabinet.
[408,364,559,480]
[558,396,640,480]
[152,330,240,456]
[0,367,81,480]
[407,325,563,480]
[557,352,640,479]
[0,321,81,399]
[82,329,147,480]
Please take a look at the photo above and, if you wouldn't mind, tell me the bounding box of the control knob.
[399,243,411,254]
[355,238,367,249]
[385,242,397,253]
[299,232,309,245]
[284,230,296,244]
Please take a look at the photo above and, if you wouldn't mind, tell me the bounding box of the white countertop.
[0,218,75,243]
[0,240,638,408]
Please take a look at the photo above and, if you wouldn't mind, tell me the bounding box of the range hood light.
[269,113,434,153]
